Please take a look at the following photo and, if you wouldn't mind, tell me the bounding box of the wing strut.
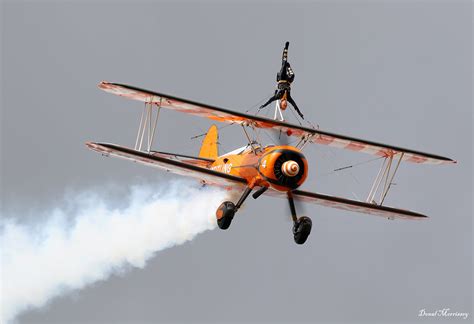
[366,152,404,206]
[135,100,162,152]
[241,124,258,154]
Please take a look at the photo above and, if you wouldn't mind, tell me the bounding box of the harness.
[277,80,291,91]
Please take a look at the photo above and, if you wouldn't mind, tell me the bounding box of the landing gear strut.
[216,186,253,230]
[288,192,312,244]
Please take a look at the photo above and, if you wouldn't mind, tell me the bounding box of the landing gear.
[216,186,253,230]
[293,216,312,244]
[216,201,236,230]
[288,192,312,244]
[215,187,313,244]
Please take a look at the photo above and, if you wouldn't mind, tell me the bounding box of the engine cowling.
[257,147,308,191]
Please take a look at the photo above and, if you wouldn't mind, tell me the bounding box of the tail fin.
[199,125,219,159]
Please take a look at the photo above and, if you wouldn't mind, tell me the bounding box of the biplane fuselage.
[209,145,308,192]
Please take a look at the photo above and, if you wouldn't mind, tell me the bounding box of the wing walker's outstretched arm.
[282,41,289,62]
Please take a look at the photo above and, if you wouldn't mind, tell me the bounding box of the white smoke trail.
[0,181,228,323]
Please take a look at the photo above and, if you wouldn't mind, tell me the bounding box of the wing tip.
[85,141,97,150]
[85,141,109,154]
[438,155,457,164]
[98,81,111,89]
[440,158,457,165]
[412,213,429,220]
[85,141,95,148]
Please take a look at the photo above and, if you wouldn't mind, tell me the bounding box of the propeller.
[274,128,291,146]
[273,145,308,222]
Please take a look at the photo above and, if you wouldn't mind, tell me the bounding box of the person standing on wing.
[259,41,304,119]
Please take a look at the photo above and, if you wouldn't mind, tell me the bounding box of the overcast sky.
[1,1,472,323]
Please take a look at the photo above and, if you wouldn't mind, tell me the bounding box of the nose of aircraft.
[281,160,300,177]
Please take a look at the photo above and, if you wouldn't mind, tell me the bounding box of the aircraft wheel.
[216,201,236,230]
[293,216,312,244]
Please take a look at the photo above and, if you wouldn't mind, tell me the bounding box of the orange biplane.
[87,48,455,245]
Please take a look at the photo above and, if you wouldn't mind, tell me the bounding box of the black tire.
[293,216,312,244]
[216,201,236,230]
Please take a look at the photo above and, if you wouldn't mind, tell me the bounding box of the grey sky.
[1,1,472,323]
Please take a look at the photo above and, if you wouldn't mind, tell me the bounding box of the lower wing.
[86,142,247,188]
[266,189,428,220]
[86,142,427,220]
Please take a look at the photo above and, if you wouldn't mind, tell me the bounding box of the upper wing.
[266,189,428,220]
[86,142,247,188]
[99,82,455,165]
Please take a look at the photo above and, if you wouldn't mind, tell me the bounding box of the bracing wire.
[248,91,275,115]
[313,146,361,200]
[316,150,385,201]
[288,105,303,126]
[328,156,385,174]
[189,92,274,141]
[190,122,235,140]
